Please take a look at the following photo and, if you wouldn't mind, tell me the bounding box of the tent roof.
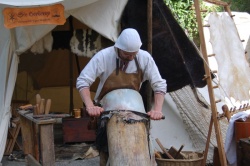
[0,0,63,6]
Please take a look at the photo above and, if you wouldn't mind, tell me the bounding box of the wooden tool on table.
[19,104,33,110]
[36,94,41,106]
[35,94,52,115]
[39,99,45,115]
[44,99,51,115]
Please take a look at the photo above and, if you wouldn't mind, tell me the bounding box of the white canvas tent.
[0,0,201,163]
[0,0,129,161]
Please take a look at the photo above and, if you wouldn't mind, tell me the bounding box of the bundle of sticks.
[34,94,51,115]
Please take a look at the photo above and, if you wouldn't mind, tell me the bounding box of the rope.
[169,85,228,163]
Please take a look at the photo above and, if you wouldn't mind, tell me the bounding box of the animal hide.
[121,0,207,92]
[30,32,53,54]
[208,12,250,101]
[70,29,101,58]
[246,35,250,65]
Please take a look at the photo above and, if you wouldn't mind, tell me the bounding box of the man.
[76,28,166,119]
[76,28,166,165]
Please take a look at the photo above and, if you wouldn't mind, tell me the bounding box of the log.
[107,114,151,166]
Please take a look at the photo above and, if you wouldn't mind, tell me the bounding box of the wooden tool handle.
[33,105,39,115]
[174,144,184,159]
[36,94,41,105]
[155,138,174,159]
[222,104,231,121]
[44,99,51,115]
[19,104,33,110]
[39,99,45,114]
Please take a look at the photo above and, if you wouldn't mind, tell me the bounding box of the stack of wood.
[33,94,51,117]
[155,138,186,160]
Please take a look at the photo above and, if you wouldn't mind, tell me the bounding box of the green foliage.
[164,0,221,42]
[164,0,249,44]
[223,0,250,13]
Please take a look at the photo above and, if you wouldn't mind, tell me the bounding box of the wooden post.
[202,116,214,165]
[20,116,35,156]
[146,0,153,112]
[193,0,227,165]
[107,114,151,165]
[40,124,55,166]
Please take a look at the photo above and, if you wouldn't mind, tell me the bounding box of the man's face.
[119,49,138,62]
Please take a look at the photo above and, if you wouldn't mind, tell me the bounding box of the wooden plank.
[19,116,34,156]
[4,131,11,155]
[32,123,40,161]
[18,110,56,124]
[39,124,55,166]
[6,124,21,155]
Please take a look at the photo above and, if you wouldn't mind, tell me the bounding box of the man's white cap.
[114,28,142,52]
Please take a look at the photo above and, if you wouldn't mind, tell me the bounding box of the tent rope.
[169,85,228,163]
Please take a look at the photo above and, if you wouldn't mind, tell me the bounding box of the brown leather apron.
[97,57,142,102]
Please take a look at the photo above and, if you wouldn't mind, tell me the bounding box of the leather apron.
[97,57,143,102]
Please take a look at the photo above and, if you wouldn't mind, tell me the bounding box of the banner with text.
[3,4,66,29]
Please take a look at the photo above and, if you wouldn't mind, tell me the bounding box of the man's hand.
[86,106,104,117]
[147,110,164,120]
[147,93,165,120]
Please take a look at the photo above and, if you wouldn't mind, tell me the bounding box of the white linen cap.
[114,28,142,52]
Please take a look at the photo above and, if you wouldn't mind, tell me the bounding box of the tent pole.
[69,16,74,114]
[146,0,153,112]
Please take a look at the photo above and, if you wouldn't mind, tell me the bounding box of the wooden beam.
[146,0,153,112]
[193,0,227,165]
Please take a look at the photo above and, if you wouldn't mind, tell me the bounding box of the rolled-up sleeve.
[76,54,103,92]
[142,53,167,94]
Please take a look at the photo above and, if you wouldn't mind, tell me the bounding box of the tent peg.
[211,70,218,74]
[213,85,219,89]
[215,99,221,103]
[208,53,215,57]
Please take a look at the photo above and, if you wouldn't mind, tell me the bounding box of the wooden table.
[18,110,56,166]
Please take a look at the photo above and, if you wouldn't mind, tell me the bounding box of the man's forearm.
[153,93,165,112]
[79,88,104,116]
[79,88,94,107]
